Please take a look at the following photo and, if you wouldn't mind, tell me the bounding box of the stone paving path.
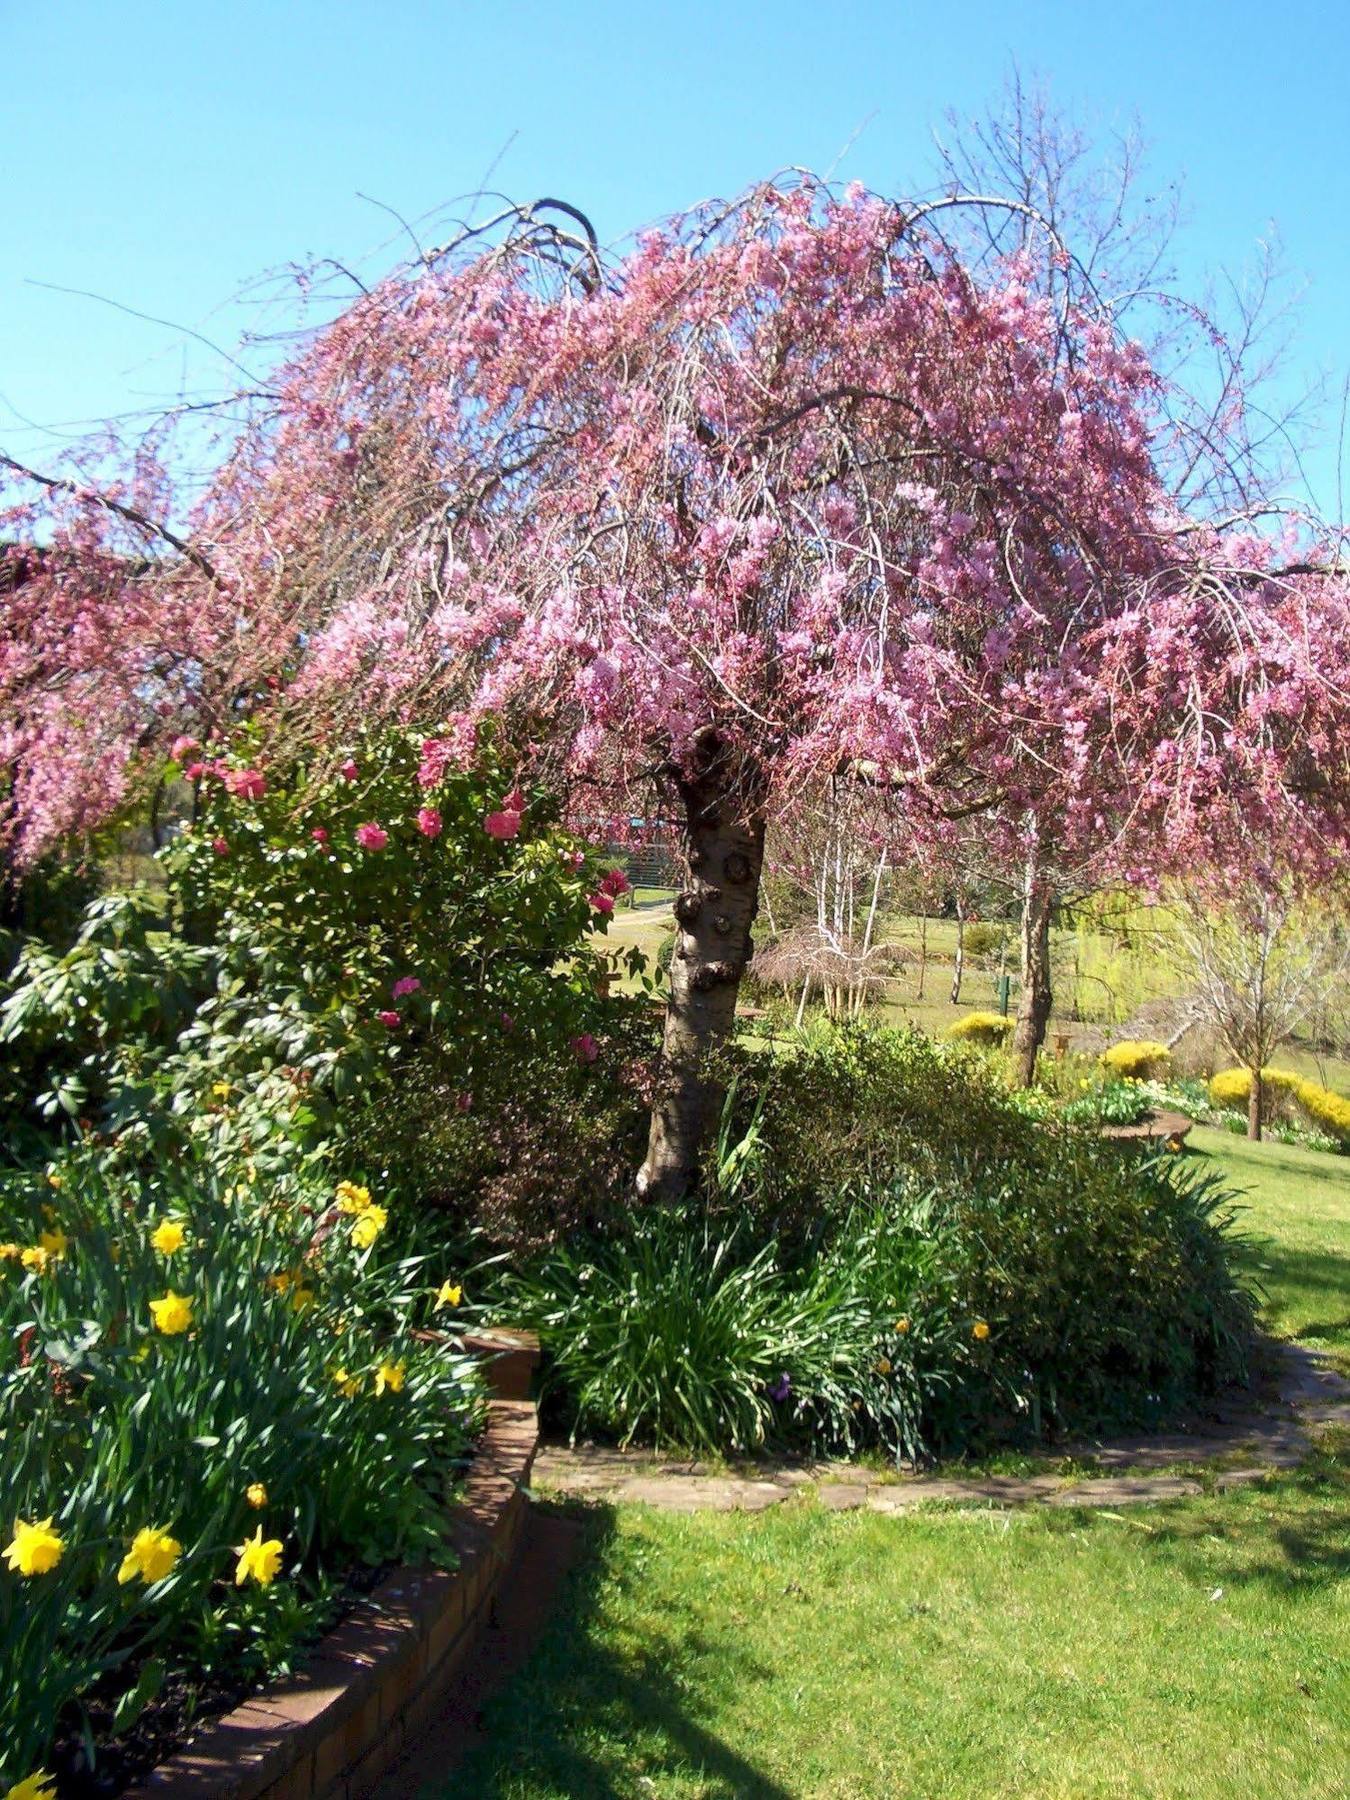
[532,1343,1350,1515]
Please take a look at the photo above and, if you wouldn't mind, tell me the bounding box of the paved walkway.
[533,1343,1350,1515]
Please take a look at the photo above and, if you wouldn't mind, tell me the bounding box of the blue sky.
[6,0,1348,515]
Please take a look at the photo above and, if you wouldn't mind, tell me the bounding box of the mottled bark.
[1011,879,1053,1088]
[637,735,765,1202]
[949,897,965,1005]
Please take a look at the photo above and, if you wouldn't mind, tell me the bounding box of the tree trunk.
[916,912,928,999]
[950,897,965,1006]
[1011,878,1053,1088]
[637,735,765,1202]
[1247,1065,1264,1142]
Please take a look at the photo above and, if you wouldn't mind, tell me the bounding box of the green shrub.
[0,1142,483,1786]
[511,1195,962,1461]
[1100,1039,1171,1080]
[947,1010,1014,1045]
[1061,1077,1157,1128]
[960,922,1007,962]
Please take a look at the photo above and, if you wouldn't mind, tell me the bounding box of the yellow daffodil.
[374,1360,405,1396]
[234,1526,284,1587]
[334,1180,371,1214]
[245,1482,268,1509]
[332,1367,362,1398]
[894,1317,910,1335]
[267,1270,297,1296]
[211,1081,232,1099]
[38,1229,68,1258]
[20,1247,51,1275]
[0,1243,21,1263]
[3,1517,64,1577]
[5,1771,57,1800]
[45,1172,63,1190]
[350,1205,387,1250]
[972,1320,991,1341]
[290,1284,316,1314]
[434,1281,463,1309]
[874,1356,893,1376]
[149,1291,194,1336]
[151,1219,186,1256]
[117,1525,181,1586]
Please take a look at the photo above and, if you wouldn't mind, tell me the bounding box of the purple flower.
[767,1372,792,1403]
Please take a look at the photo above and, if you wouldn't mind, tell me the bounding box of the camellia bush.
[0,723,648,1189]
[0,1141,482,1793]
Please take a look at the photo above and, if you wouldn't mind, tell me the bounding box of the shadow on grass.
[1233,1239,1350,1339]
[448,1501,795,1800]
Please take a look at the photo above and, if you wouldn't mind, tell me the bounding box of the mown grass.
[1194,1127,1350,1365]
[446,1461,1350,1800]
[426,1121,1350,1800]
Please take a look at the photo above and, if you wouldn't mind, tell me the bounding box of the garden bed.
[124,1332,539,1800]
[1100,1108,1194,1148]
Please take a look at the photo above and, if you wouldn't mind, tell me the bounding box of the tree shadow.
[446,1501,796,1800]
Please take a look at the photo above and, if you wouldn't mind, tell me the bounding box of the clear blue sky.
[6,0,1348,515]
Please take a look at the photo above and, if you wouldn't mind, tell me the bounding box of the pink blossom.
[211,836,230,856]
[391,975,421,999]
[376,1009,401,1029]
[355,821,388,850]
[311,826,329,845]
[502,787,526,814]
[484,809,521,840]
[415,806,443,838]
[588,891,615,915]
[170,734,199,762]
[561,849,586,873]
[600,868,631,897]
[225,767,267,801]
[339,758,358,781]
[571,1033,599,1063]
[185,762,206,781]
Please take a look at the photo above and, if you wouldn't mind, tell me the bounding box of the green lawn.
[449,1467,1350,1799]
[1193,1127,1350,1365]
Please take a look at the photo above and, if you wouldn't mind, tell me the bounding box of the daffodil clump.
[0,1144,484,1787]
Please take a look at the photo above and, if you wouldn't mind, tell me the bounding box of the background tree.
[1168,885,1350,1138]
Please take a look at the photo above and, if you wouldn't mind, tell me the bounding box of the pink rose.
[376,1009,401,1029]
[185,762,206,781]
[339,758,358,782]
[416,806,443,838]
[355,822,388,851]
[600,868,631,897]
[588,891,615,915]
[571,1033,599,1063]
[484,810,521,841]
[170,734,199,762]
[311,827,329,845]
[391,976,421,999]
[225,768,267,801]
[211,836,230,857]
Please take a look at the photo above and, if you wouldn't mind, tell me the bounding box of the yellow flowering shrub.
[947,1011,1014,1046]
[1292,1078,1350,1141]
[1100,1040,1171,1080]
[1207,1067,1302,1111]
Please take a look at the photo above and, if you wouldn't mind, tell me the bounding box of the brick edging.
[128,1336,540,1800]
